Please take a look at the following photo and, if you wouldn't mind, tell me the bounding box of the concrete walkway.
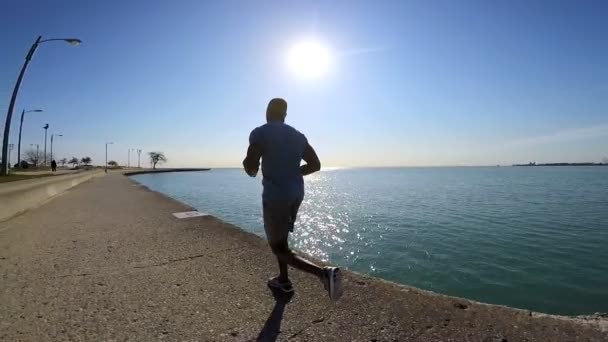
[0,174,606,341]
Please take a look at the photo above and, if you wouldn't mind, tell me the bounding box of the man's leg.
[276,239,289,282]
[270,239,324,279]
[264,201,344,301]
[265,202,292,283]
[265,199,324,279]
[278,260,288,281]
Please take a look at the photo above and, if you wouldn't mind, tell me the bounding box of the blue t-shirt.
[249,122,307,201]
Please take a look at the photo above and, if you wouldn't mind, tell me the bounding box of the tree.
[603,157,608,165]
[69,157,79,168]
[108,160,118,168]
[24,149,40,167]
[148,152,167,169]
[81,157,92,166]
[59,158,68,167]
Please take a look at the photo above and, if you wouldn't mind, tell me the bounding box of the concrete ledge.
[123,168,210,176]
[0,170,104,221]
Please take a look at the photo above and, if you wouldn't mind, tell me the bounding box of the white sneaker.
[322,267,343,302]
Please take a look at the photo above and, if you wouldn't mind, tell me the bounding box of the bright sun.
[287,40,331,79]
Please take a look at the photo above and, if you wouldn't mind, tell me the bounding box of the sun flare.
[287,40,331,79]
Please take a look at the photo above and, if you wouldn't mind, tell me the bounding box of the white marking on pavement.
[172,211,209,219]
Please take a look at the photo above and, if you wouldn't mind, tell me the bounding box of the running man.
[243,98,343,302]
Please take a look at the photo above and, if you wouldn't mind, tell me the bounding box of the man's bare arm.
[243,143,262,177]
[301,143,321,176]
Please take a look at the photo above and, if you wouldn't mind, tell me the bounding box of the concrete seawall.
[0,170,104,221]
[0,173,606,341]
[123,168,211,176]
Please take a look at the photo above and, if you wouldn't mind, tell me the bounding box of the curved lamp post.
[43,124,49,166]
[127,148,136,168]
[105,142,114,173]
[1,36,81,176]
[8,144,14,169]
[17,108,43,166]
[50,134,63,162]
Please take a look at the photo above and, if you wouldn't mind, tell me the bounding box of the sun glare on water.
[287,40,331,79]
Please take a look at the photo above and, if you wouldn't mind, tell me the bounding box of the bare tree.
[24,149,40,167]
[81,157,92,166]
[148,152,167,169]
[69,157,79,168]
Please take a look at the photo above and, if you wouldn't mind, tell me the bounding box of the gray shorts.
[263,198,303,243]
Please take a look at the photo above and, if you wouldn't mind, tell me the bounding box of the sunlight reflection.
[290,171,376,264]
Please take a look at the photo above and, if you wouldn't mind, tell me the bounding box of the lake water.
[131,167,608,315]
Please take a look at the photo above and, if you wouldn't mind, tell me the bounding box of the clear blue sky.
[2,0,607,167]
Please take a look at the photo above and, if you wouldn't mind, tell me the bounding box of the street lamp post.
[30,144,39,167]
[127,148,136,168]
[17,108,43,167]
[8,144,14,168]
[50,133,63,162]
[1,36,81,176]
[43,124,49,166]
[137,149,142,168]
[105,142,113,173]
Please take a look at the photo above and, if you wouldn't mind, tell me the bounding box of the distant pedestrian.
[51,160,57,172]
[243,98,343,301]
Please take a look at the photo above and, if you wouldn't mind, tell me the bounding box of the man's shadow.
[256,288,294,342]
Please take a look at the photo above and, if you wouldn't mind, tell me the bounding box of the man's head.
[266,98,287,122]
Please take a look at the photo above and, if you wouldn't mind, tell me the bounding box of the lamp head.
[64,39,82,46]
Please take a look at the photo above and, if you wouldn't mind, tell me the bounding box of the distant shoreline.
[512,163,607,167]
[123,168,211,176]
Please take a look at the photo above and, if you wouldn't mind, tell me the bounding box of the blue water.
[132,167,608,315]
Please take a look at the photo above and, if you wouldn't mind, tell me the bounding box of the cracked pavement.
[1,173,606,341]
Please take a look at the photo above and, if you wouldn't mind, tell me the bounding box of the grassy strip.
[0,173,54,183]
